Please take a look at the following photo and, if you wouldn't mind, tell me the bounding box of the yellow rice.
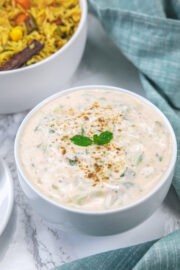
[0,0,81,67]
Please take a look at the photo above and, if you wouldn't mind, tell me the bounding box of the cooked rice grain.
[0,0,81,67]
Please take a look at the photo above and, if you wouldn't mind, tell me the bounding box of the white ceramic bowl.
[14,85,177,236]
[0,0,87,114]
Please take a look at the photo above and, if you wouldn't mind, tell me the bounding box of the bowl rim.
[0,0,87,75]
[14,85,177,216]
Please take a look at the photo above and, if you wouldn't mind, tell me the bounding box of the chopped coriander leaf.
[120,168,136,178]
[42,144,47,153]
[93,131,113,145]
[54,105,63,113]
[123,182,134,189]
[34,126,39,132]
[76,195,88,205]
[69,158,77,166]
[49,129,55,134]
[137,154,143,165]
[155,120,161,126]
[159,156,163,161]
[37,143,47,153]
[81,127,85,136]
[71,135,93,146]
[52,184,58,190]
[126,169,136,177]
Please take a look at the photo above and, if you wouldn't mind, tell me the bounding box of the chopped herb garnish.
[93,131,113,145]
[54,105,63,113]
[52,185,58,190]
[81,127,85,136]
[42,145,47,153]
[76,195,88,205]
[37,178,41,184]
[37,143,47,153]
[156,153,163,162]
[137,154,143,165]
[126,169,136,177]
[49,129,55,134]
[123,182,134,189]
[34,126,39,132]
[120,168,136,178]
[155,121,161,126]
[71,135,93,146]
[69,158,77,166]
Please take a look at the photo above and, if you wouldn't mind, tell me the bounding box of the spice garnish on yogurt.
[19,89,172,211]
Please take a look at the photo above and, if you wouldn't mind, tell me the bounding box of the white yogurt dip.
[19,89,172,211]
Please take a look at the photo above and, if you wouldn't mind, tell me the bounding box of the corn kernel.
[10,27,23,42]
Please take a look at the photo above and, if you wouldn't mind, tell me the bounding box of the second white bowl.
[0,0,87,114]
[14,85,177,235]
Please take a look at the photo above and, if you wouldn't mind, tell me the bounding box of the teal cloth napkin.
[53,231,180,270]
[52,0,180,269]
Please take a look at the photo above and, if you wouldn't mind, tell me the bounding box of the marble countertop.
[0,15,180,270]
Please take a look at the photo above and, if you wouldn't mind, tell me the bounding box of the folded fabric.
[52,1,180,269]
[88,0,180,196]
[53,230,180,270]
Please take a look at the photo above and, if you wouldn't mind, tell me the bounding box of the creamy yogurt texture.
[19,89,172,211]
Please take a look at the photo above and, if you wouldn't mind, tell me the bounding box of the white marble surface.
[0,15,180,270]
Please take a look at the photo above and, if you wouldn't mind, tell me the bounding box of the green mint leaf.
[49,129,55,134]
[71,135,93,146]
[93,131,113,145]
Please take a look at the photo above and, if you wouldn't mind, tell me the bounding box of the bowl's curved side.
[0,0,87,114]
[17,162,174,235]
[14,85,177,235]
